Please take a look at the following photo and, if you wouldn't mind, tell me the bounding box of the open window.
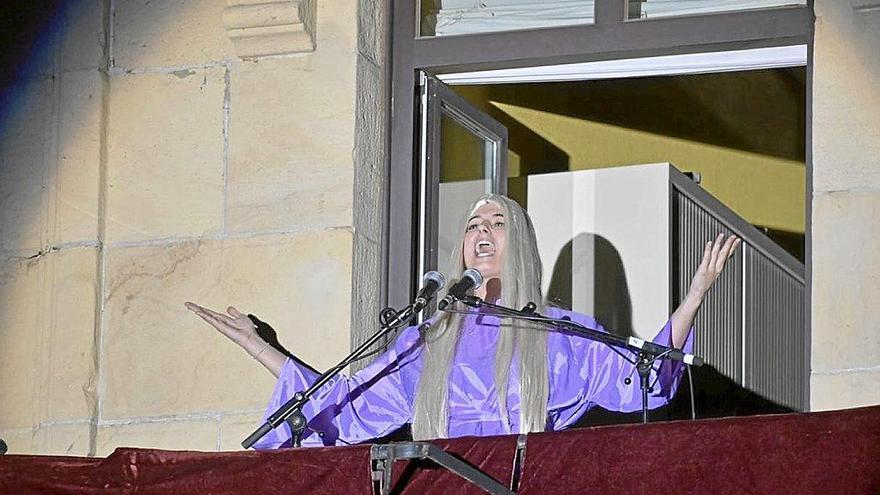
[386,0,813,412]
[417,72,509,281]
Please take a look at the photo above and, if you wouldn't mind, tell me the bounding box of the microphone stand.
[453,296,702,424]
[241,301,422,449]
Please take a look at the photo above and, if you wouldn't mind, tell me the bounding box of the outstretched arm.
[185,302,287,377]
[186,301,424,447]
[670,233,741,348]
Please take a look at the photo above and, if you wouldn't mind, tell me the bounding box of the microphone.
[413,271,446,313]
[626,336,704,366]
[0,438,7,454]
[438,268,483,310]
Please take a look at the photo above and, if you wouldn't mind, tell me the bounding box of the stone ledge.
[223,0,316,58]
[811,367,880,411]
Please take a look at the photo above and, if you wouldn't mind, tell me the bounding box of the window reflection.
[436,112,493,277]
[417,0,807,37]
[627,0,806,20]
[420,0,595,37]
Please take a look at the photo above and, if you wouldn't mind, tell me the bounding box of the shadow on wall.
[0,1,66,88]
[0,0,102,256]
[757,225,806,263]
[489,104,570,208]
[546,232,634,339]
[492,105,570,175]
[480,70,806,163]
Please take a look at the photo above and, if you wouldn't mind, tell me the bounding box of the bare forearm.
[670,292,703,349]
[242,334,286,378]
[669,233,740,349]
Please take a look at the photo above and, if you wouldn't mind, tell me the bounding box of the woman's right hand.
[185,302,286,378]
[185,302,258,350]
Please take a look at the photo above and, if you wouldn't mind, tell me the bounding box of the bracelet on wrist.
[251,340,272,360]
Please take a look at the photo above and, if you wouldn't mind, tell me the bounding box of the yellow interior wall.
[451,69,806,236]
[493,102,805,232]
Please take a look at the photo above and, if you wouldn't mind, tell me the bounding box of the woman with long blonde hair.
[187,194,738,447]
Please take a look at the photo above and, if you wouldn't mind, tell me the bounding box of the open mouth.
[475,240,495,258]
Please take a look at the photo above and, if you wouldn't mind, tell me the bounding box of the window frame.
[418,73,509,280]
[381,0,814,405]
[387,0,813,303]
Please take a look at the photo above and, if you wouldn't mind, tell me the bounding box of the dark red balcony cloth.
[1,406,878,494]
[519,405,880,495]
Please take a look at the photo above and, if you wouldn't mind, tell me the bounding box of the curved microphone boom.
[438,268,483,310]
[413,271,446,313]
[626,336,704,366]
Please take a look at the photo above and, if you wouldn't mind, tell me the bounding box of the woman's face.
[462,201,507,282]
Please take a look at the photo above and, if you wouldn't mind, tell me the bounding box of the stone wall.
[0,0,373,455]
[810,1,880,410]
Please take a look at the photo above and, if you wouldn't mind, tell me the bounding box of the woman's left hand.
[687,233,741,301]
[669,233,741,348]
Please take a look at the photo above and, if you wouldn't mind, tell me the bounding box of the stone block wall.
[0,0,107,455]
[0,0,381,455]
[810,1,880,410]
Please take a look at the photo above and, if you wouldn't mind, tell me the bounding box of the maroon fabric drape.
[2,406,879,494]
[519,405,880,494]
[0,445,374,495]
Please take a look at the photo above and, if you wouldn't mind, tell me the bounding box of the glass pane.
[627,0,807,20]
[437,111,494,276]
[420,0,595,38]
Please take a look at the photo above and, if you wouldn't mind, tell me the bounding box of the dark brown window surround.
[379,0,814,400]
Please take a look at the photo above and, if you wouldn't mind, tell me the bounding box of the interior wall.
[454,68,806,260]
[0,0,362,455]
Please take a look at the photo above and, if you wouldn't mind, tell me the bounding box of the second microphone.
[437,268,483,310]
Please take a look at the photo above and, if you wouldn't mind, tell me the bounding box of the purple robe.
[253,307,693,448]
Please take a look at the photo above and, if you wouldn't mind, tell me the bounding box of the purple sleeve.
[252,326,425,449]
[547,313,694,430]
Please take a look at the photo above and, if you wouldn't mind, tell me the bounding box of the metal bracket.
[370,442,514,495]
[509,434,527,492]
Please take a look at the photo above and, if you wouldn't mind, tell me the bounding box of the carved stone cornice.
[223,0,316,59]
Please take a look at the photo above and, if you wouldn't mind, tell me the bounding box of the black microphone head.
[0,438,7,454]
[422,270,446,290]
[438,268,483,310]
[461,268,483,290]
[413,271,447,313]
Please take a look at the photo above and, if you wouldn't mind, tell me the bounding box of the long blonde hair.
[411,194,549,440]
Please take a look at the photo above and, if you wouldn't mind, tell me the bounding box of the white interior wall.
[527,164,671,339]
